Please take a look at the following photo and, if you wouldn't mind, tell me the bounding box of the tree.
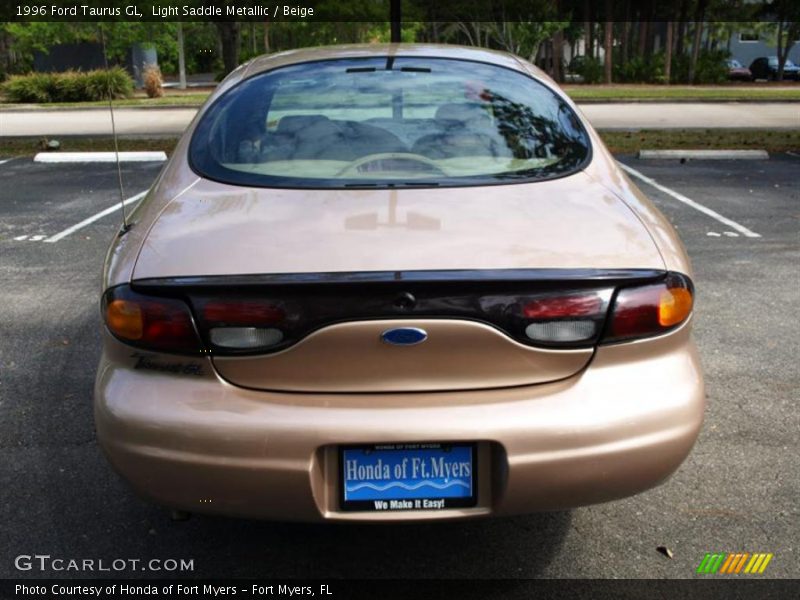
[675,0,690,57]
[549,0,563,81]
[552,27,565,81]
[176,23,186,89]
[688,0,709,83]
[491,21,567,65]
[2,22,181,74]
[664,21,674,83]
[214,22,241,77]
[437,0,566,71]
[620,1,632,67]
[583,0,594,58]
[769,0,800,81]
[0,25,12,79]
[603,0,612,83]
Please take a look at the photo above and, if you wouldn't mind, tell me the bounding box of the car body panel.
[212,318,594,392]
[95,43,703,521]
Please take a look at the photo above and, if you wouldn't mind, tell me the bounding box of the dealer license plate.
[340,443,477,512]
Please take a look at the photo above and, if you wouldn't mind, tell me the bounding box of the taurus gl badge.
[381,327,428,346]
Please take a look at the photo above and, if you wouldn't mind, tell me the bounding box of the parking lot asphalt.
[0,155,797,580]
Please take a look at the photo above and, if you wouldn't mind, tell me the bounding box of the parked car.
[726,58,752,81]
[95,44,704,522]
[749,56,800,81]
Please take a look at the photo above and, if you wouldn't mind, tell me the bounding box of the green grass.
[3,130,797,158]
[0,92,211,109]
[564,84,800,102]
[56,93,211,108]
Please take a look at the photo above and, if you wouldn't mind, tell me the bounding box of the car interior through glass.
[189,56,591,188]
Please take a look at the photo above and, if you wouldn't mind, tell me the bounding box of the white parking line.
[787,151,800,158]
[619,163,761,238]
[11,234,48,242]
[44,191,147,243]
[0,159,13,165]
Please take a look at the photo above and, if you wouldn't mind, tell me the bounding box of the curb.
[34,151,167,163]
[637,149,770,160]
[0,105,201,113]
[3,99,799,113]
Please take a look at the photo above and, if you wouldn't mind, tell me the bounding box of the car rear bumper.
[94,325,704,522]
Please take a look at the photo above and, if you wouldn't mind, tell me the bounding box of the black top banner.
[2,1,793,23]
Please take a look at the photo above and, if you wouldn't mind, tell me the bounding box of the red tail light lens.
[603,273,694,343]
[523,294,604,319]
[203,301,284,325]
[103,286,201,353]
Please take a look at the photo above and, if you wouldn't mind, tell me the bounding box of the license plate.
[340,443,477,512]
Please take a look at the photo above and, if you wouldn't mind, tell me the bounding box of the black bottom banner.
[2,579,799,600]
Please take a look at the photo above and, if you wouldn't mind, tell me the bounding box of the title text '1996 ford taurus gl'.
[95,44,704,522]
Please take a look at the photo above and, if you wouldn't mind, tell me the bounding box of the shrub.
[3,72,53,102]
[2,67,133,103]
[616,53,666,84]
[670,50,730,84]
[142,64,164,98]
[54,71,91,102]
[82,68,134,100]
[570,56,604,84]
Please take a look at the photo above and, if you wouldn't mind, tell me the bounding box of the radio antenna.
[99,25,129,232]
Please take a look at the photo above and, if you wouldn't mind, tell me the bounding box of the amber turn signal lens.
[103,286,201,353]
[603,272,694,344]
[107,299,143,340]
[659,287,693,327]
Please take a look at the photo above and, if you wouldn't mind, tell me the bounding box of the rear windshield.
[189,57,591,189]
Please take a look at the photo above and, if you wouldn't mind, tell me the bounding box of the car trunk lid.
[131,172,664,280]
[131,173,665,392]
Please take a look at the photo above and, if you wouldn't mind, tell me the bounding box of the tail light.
[110,270,693,356]
[197,298,287,351]
[602,273,694,343]
[520,291,611,345]
[103,285,201,353]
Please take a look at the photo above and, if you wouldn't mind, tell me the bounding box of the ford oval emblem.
[381,327,428,346]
